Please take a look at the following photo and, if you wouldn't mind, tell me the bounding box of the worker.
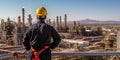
[23,6,61,60]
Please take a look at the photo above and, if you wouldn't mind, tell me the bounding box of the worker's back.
[30,22,52,51]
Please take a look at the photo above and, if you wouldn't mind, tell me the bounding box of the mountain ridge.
[68,19,120,24]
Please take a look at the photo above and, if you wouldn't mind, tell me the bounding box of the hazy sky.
[0,0,120,22]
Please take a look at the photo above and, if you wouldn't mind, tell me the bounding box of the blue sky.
[0,0,120,22]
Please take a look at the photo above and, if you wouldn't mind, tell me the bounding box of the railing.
[52,52,120,60]
[0,45,120,60]
[1,52,120,60]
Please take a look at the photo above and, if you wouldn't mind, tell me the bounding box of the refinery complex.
[0,7,120,60]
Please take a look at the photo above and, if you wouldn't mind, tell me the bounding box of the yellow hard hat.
[36,6,47,16]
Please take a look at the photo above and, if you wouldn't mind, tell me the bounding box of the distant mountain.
[68,19,120,25]
[80,19,97,22]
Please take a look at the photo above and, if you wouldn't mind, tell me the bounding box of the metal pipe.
[52,52,120,56]
[1,52,120,59]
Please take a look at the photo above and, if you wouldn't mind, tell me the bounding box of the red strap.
[31,46,49,60]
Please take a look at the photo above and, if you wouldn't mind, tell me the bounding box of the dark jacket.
[23,22,61,60]
[23,22,61,51]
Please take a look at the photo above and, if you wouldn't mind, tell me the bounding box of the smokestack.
[22,7,25,25]
[22,7,25,32]
[53,19,55,28]
[74,21,76,26]
[1,19,4,30]
[56,16,59,30]
[28,14,32,26]
[18,16,21,28]
[60,16,62,25]
[56,16,59,24]
[7,17,10,22]
[64,14,67,28]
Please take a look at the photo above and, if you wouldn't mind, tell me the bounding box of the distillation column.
[1,19,6,42]
[56,16,59,31]
[22,7,25,33]
[64,14,67,28]
[27,14,32,26]
[59,16,62,31]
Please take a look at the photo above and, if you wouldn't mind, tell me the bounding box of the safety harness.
[31,46,49,60]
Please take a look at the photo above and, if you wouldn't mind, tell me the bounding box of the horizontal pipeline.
[1,52,120,59]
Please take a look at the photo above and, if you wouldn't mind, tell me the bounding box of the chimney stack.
[22,7,25,25]
[27,14,32,26]
[64,14,67,28]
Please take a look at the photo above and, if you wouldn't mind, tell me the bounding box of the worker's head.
[36,6,47,23]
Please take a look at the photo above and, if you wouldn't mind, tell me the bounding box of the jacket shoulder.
[44,24,54,29]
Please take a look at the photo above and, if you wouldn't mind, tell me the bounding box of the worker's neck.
[37,20,45,23]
